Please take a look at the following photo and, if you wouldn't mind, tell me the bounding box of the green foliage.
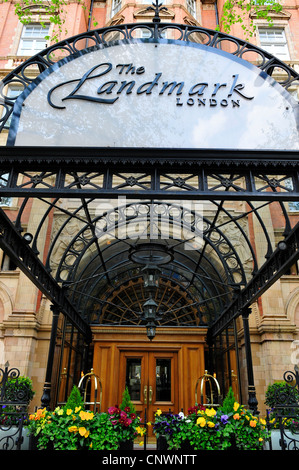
[153,410,195,450]
[2,375,35,403]
[0,375,35,426]
[153,392,270,450]
[27,386,144,450]
[265,381,299,409]
[265,381,299,430]
[88,413,120,450]
[120,386,136,414]
[27,405,144,450]
[6,0,98,43]
[64,385,84,411]
[221,386,236,414]
[217,0,283,39]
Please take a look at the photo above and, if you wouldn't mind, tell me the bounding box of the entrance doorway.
[119,350,178,434]
[92,326,206,431]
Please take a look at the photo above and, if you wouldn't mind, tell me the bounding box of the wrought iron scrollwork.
[0,22,298,133]
[0,363,32,404]
[283,368,299,390]
[0,363,30,450]
[266,367,299,450]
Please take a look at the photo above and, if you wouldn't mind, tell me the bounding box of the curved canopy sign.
[7,40,299,149]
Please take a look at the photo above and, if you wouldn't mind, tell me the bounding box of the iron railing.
[266,367,299,450]
[0,363,31,450]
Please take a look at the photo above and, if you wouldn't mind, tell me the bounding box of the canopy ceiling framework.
[0,21,298,344]
[0,162,299,341]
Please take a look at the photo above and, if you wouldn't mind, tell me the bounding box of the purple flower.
[221,414,229,424]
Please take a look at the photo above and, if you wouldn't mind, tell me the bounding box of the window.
[141,28,166,39]
[285,178,299,212]
[258,28,290,59]
[17,24,49,56]
[187,0,196,18]
[4,84,23,127]
[0,173,12,207]
[111,0,122,17]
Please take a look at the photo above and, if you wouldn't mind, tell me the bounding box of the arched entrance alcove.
[0,18,298,418]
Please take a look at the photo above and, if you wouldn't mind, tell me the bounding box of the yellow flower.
[207,421,215,428]
[66,409,73,415]
[75,406,81,413]
[136,426,146,436]
[205,408,216,417]
[68,426,78,433]
[233,413,240,420]
[233,402,239,412]
[56,408,64,416]
[139,441,144,446]
[260,418,266,426]
[197,417,206,427]
[156,409,162,416]
[147,422,152,427]
[79,410,94,420]
[259,437,263,442]
[79,427,90,438]
[249,420,256,428]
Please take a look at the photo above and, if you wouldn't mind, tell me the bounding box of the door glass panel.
[126,358,141,401]
[156,359,171,401]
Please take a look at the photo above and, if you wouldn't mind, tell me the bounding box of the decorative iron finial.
[146,0,168,23]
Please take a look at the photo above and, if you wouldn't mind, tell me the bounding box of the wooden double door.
[118,350,178,434]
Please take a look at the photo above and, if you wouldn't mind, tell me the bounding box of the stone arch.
[285,285,299,331]
[0,282,14,367]
[0,280,14,321]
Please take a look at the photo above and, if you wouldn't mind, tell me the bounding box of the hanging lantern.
[142,297,158,321]
[141,297,162,341]
[146,322,157,341]
[142,263,161,290]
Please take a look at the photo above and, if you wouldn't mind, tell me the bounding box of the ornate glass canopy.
[0,21,298,341]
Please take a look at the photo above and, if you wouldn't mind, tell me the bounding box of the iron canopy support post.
[242,307,259,415]
[41,304,60,409]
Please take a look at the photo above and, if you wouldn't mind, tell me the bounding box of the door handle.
[149,386,153,404]
[144,385,147,404]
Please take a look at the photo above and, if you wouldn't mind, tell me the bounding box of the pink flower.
[108,406,120,415]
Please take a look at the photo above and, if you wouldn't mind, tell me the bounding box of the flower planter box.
[157,435,168,450]
[156,435,194,451]
[118,439,134,450]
